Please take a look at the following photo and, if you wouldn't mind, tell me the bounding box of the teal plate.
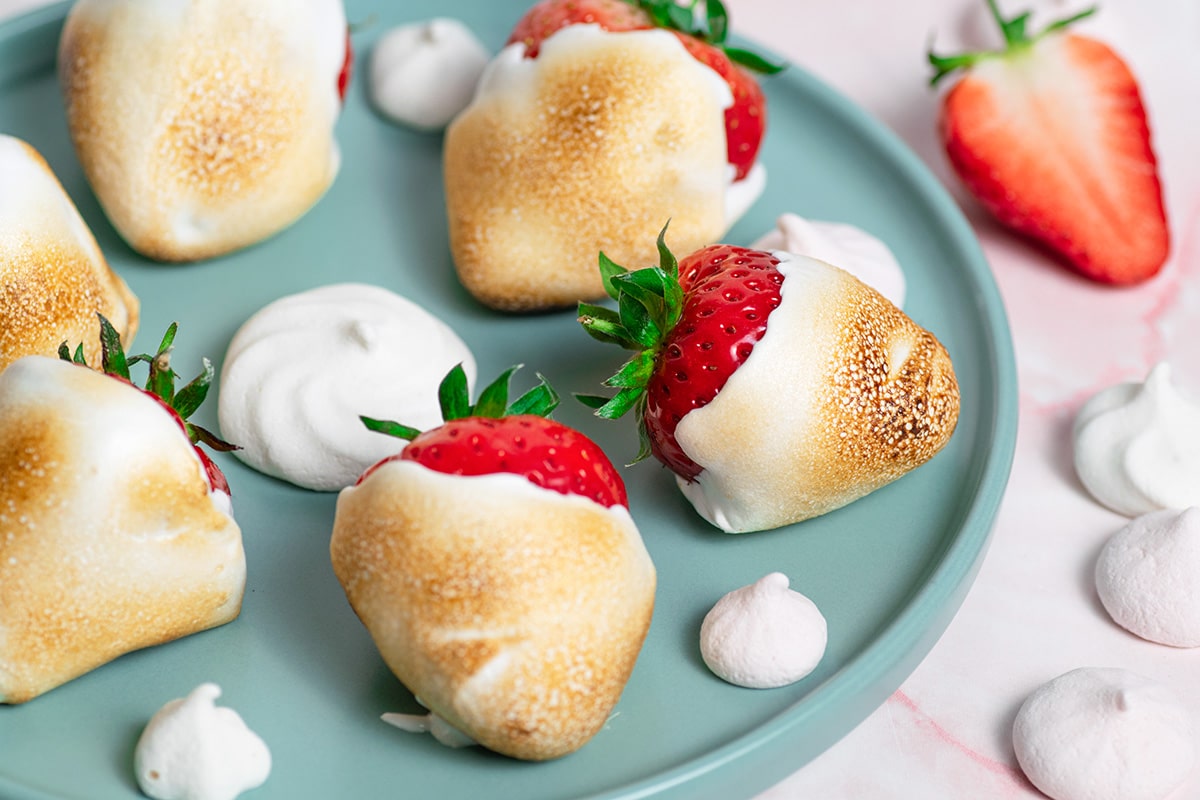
[0,2,1018,799]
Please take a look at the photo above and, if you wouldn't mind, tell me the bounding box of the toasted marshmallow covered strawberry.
[331,366,655,760]
[0,318,243,704]
[928,1,1169,284]
[58,0,351,262]
[0,134,138,371]
[443,0,779,311]
[507,0,781,181]
[579,227,960,533]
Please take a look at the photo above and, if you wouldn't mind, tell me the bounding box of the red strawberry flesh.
[645,245,782,480]
[674,34,765,181]
[362,415,628,509]
[932,7,1168,284]
[507,0,652,57]
[337,30,353,101]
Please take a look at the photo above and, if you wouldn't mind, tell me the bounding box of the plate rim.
[0,3,1019,799]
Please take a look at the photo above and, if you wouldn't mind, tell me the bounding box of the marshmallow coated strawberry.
[928,1,1169,284]
[506,0,782,180]
[332,366,653,759]
[579,226,961,532]
[59,0,351,261]
[0,318,244,703]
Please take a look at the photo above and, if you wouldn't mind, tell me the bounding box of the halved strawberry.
[59,316,238,495]
[578,226,782,480]
[928,1,1169,284]
[505,0,783,180]
[359,365,628,509]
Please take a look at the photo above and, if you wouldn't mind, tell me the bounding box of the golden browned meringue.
[0,135,137,371]
[0,357,244,703]
[444,25,730,311]
[58,0,346,262]
[331,461,655,760]
[676,253,960,532]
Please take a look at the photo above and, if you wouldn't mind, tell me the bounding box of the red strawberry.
[929,1,1169,284]
[507,0,653,57]
[60,315,239,496]
[337,29,353,101]
[578,225,961,533]
[506,0,782,181]
[674,34,768,181]
[583,239,782,480]
[358,364,627,508]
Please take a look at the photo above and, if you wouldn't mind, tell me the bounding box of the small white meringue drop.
[699,572,827,689]
[1096,507,1200,647]
[752,212,906,308]
[1013,668,1194,800]
[369,18,490,130]
[1074,362,1200,516]
[134,683,271,800]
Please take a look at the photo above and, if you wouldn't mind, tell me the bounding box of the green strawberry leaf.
[604,350,656,390]
[437,363,472,421]
[472,364,519,418]
[618,292,661,349]
[98,314,130,381]
[360,416,423,441]
[724,46,786,74]
[364,365,561,440]
[506,374,560,417]
[172,358,213,420]
[190,423,238,452]
[928,0,1097,86]
[598,251,630,301]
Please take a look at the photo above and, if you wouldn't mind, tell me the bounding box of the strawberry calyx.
[59,315,238,495]
[629,0,785,75]
[357,365,628,509]
[576,224,685,465]
[359,363,560,445]
[928,0,1097,85]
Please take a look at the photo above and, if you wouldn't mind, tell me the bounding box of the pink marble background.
[1,0,1196,797]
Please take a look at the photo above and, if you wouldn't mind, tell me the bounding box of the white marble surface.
[2,1,1197,798]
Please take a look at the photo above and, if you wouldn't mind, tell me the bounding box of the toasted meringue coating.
[58,0,345,261]
[677,253,960,532]
[444,25,730,310]
[331,461,655,760]
[0,357,244,704]
[0,135,138,370]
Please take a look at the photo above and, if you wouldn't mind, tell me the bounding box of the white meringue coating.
[1013,668,1194,800]
[218,283,475,491]
[699,572,827,689]
[1074,362,1200,516]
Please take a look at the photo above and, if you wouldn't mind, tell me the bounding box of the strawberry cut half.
[928,1,1169,284]
[577,224,783,480]
[59,315,239,496]
[358,364,628,509]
